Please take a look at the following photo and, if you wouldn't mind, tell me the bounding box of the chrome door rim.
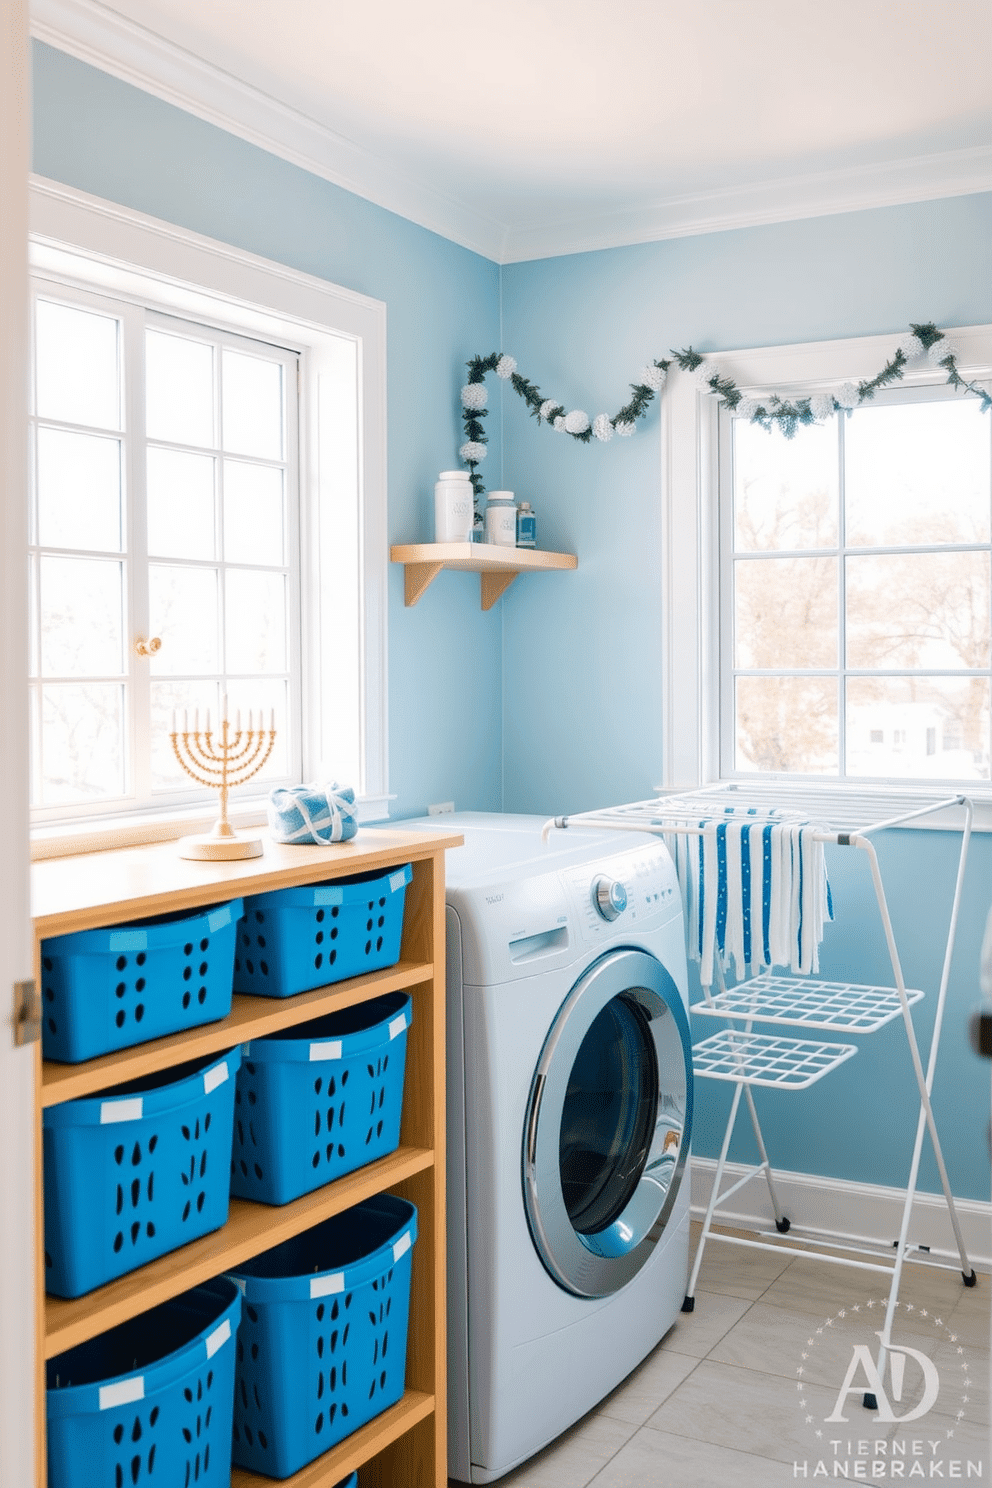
[523,948,692,1298]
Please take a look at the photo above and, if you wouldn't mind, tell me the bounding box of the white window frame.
[28,175,389,852]
[660,321,992,829]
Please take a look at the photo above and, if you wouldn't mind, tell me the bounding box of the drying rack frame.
[543,792,977,1403]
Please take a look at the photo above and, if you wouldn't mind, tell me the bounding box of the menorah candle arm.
[224,730,274,786]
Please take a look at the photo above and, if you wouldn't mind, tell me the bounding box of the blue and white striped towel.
[662,806,832,987]
[267,783,358,845]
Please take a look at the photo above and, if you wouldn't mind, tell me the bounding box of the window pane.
[735,677,838,775]
[846,400,992,548]
[147,448,216,560]
[37,428,122,552]
[35,299,120,430]
[225,570,287,674]
[734,556,837,669]
[146,329,214,447]
[223,461,285,565]
[149,564,219,674]
[846,552,991,670]
[222,349,283,459]
[847,676,990,780]
[225,678,289,782]
[733,418,838,552]
[40,682,125,804]
[40,556,123,677]
[149,679,218,790]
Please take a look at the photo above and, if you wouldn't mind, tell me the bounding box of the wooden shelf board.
[44,1145,434,1358]
[391,542,577,609]
[229,1390,434,1487]
[41,959,433,1107]
[32,827,463,938]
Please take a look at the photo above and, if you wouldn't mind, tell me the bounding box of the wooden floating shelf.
[41,958,433,1107]
[44,1145,434,1357]
[390,542,577,610]
[229,1390,435,1487]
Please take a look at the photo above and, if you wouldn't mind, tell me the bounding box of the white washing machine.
[407,812,693,1483]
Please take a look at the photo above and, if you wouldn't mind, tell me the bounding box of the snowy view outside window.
[28,289,299,816]
[726,391,992,782]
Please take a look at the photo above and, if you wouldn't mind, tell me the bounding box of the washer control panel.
[566,845,679,940]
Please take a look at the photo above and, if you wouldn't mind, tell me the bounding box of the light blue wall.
[498,200,992,1201]
[32,40,503,822]
[32,42,992,1202]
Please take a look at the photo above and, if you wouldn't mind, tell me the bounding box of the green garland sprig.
[459,324,991,515]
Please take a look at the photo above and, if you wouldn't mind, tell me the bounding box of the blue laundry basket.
[41,898,243,1062]
[233,864,412,997]
[228,1195,417,1479]
[46,1276,241,1488]
[231,991,412,1205]
[43,1048,241,1298]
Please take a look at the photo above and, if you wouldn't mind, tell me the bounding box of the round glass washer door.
[523,947,693,1298]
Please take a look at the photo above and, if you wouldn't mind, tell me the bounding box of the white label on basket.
[393,1231,411,1264]
[389,871,407,893]
[313,886,344,907]
[203,1062,229,1095]
[99,1377,144,1411]
[310,1272,345,1299]
[207,905,231,932]
[108,930,148,952]
[205,1318,231,1359]
[309,1041,342,1062]
[100,1097,143,1124]
[388,1015,407,1040]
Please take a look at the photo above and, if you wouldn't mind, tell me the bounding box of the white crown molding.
[30,0,509,261]
[502,144,992,263]
[32,0,992,266]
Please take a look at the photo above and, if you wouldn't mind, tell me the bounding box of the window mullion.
[125,300,150,807]
[837,412,847,779]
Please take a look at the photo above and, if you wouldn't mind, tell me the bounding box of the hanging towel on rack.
[658,803,832,987]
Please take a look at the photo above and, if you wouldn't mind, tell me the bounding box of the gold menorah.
[171,697,276,860]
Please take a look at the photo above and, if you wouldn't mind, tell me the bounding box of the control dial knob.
[593,876,627,921]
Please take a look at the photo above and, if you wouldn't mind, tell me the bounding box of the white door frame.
[1,3,38,1483]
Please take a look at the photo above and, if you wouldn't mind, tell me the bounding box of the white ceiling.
[32,0,992,261]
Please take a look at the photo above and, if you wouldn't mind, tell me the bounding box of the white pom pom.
[614,420,636,437]
[564,409,590,434]
[593,413,614,442]
[835,382,860,410]
[553,415,567,432]
[810,392,836,421]
[459,441,487,463]
[495,355,517,379]
[736,397,761,420]
[696,361,722,391]
[539,399,559,420]
[461,383,488,410]
[895,334,925,363]
[639,364,666,391]
[928,337,958,366]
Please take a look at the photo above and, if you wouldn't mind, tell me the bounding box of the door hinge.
[13,979,40,1047]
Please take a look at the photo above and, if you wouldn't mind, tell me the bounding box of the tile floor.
[450,1224,991,1487]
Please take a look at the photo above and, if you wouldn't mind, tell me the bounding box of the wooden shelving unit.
[390,541,577,610]
[32,826,460,1488]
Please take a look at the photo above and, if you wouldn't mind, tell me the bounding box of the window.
[659,323,992,819]
[29,285,300,814]
[28,178,388,840]
[721,387,991,784]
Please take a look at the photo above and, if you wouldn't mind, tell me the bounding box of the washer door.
[523,947,693,1298]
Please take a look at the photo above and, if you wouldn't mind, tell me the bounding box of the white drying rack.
[544,792,977,1401]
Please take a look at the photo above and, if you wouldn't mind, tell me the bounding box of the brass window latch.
[12,980,40,1047]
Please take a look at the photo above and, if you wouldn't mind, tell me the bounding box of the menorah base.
[177,830,264,861]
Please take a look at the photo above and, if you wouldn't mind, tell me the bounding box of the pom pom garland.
[458,326,990,511]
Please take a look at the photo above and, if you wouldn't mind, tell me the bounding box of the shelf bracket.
[480,570,518,610]
[403,561,444,607]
